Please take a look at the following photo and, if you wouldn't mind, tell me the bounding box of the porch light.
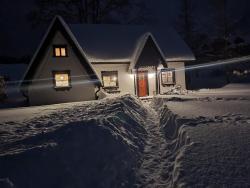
[157,64,164,70]
[148,73,155,78]
[129,74,135,79]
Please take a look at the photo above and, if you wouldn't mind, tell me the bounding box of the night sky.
[1,0,250,57]
[0,0,180,57]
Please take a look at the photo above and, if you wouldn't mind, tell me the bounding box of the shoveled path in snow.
[135,103,168,188]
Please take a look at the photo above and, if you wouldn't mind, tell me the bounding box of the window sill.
[54,86,72,91]
[103,86,119,90]
[106,90,121,94]
[53,56,69,58]
[162,83,175,87]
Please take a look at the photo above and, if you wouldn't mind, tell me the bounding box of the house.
[20,16,195,105]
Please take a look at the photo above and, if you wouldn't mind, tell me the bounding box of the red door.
[137,71,149,97]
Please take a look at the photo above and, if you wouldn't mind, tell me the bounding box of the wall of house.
[92,63,135,95]
[28,31,96,106]
[93,62,186,97]
[159,62,186,94]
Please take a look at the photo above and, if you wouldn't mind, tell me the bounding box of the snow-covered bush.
[163,85,188,95]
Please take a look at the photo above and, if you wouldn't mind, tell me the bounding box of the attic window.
[53,71,71,90]
[101,71,118,88]
[53,45,68,57]
[161,69,175,85]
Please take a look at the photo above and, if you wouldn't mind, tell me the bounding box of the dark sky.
[1,0,250,57]
[0,0,179,57]
[0,0,178,35]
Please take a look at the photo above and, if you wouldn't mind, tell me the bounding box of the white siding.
[92,63,135,95]
[28,31,96,105]
[159,62,186,94]
[93,64,159,97]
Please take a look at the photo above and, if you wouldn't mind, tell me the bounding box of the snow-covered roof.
[69,23,196,63]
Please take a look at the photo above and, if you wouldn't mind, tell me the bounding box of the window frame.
[161,68,176,86]
[53,45,68,57]
[101,71,119,89]
[52,70,72,91]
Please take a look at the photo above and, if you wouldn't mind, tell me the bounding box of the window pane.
[55,73,69,87]
[102,72,118,88]
[167,71,173,82]
[61,48,67,56]
[161,72,168,84]
[161,70,174,84]
[167,71,172,78]
[103,76,111,87]
[55,48,61,57]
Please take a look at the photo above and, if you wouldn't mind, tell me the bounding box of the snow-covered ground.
[153,84,250,187]
[1,84,250,187]
[0,95,148,188]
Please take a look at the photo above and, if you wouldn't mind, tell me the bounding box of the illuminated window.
[101,71,118,88]
[53,45,68,57]
[53,71,71,89]
[161,69,175,85]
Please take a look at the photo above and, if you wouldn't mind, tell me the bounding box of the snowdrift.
[0,94,147,188]
[153,96,250,187]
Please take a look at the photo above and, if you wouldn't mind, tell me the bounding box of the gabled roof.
[69,23,195,63]
[129,33,166,69]
[21,16,101,88]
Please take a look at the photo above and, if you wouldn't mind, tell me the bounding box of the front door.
[137,71,149,97]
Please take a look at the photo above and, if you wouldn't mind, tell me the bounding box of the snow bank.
[0,94,147,188]
[161,85,188,95]
[153,96,250,187]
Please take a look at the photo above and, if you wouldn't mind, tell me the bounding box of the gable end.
[21,16,101,90]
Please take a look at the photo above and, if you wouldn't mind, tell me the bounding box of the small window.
[161,69,175,85]
[101,71,118,88]
[52,71,71,90]
[53,45,68,57]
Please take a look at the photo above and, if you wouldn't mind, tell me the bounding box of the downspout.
[21,85,29,105]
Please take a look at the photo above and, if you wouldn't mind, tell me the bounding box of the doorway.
[137,71,149,97]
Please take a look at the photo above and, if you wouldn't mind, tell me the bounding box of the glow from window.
[61,48,66,56]
[54,47,67,57]
[55,73,69,87]
[55,48,61,57]
[161,70,175,84]
[103,76,117,87]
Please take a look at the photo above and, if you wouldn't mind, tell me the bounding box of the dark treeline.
[1,0,250,63]
[176,0,250,62]
[27,0,151,26]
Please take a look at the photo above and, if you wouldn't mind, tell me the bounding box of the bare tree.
[27,0,150,27]
[177,0,195,48]
[209,0,234,58]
